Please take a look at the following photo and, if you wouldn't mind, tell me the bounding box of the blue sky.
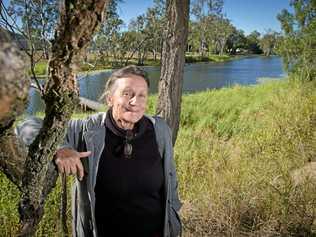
[3,0,291,35]
[118,0,292,35]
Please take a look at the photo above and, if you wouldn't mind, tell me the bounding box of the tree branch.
[18,1,109,236]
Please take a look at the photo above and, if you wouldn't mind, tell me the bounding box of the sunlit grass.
[32,61,48,76]
[175,79,316,236]
[185,53,232,63]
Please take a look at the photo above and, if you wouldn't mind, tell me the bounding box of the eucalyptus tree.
[94,0,124,67]
[187,20,200,52]
[246,30,262,54]
[118,30,140,65]
[143,2,166,62]
[259,30,279,56]
[226,29,247,54]
[0,0,58,94]
[0,1,109,235]
[157,0,190,144]
[128,14,148,65]
[277,0,316,80]
[190,0,224,56]
[128,0,166,64]
[206,15,235,55]
[4,0,58,59]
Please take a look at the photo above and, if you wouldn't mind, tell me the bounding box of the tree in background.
[211,15,235,55]
[88,0,270,68]
[226,29,247,54]
[190,0,224,56]
[92,0,166,67]
[187,20,200,52]
[128,14,148,65]
[156,0,190,144]
[127,0,166,66]
[0,0,58,92]
[143,0,166,62]
[277,0,316,80]
[94,0,124,67]
[259,30,279,56]
[5,0,58,59]
[246,30,262,54]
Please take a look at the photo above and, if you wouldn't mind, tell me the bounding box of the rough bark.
[16,1,109,236]
[0,43,29,189]
[0,1,108,235]
[156,0,190,145]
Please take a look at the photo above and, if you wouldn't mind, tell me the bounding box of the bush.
[277,0,316,81]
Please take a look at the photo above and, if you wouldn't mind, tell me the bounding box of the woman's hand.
[55,148,91,181]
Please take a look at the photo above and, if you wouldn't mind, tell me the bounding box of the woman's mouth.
[125,107,138,113]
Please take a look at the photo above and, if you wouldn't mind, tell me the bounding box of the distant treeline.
[1,0,315,79]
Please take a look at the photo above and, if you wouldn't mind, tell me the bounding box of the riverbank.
[1,78,315,236]
[175,78,316,236]
[32,53,249,77]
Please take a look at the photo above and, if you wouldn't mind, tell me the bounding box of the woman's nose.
[129,96,137,105]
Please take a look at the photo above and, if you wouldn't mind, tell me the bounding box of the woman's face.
[107,74,148,128]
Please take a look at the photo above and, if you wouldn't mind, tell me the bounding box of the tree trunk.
[156,0,190,145]
[0,43,29,189]
[153,49,157,61]
[137,49,142,65]
[0,1,109,236]
[219,38,227,55]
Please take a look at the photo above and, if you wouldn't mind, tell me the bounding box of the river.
[26,55,285,114]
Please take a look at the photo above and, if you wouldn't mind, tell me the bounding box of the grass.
[185,53,232,63]
[174,79,316,236]
[1,78,316,236]
[31,61,48,76]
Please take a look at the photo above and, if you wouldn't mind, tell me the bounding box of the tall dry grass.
[175,79,316,236]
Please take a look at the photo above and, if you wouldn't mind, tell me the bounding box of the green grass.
[1,78,316,236]
[31,61,48,76]
[185,53,233,63]
[174,79,316,236]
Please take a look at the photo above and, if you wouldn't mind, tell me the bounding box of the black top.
[95,110,164,237]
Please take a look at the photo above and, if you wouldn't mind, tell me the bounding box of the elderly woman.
[54,65,182,237]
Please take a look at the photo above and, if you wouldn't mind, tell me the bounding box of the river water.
[26,55,285,114]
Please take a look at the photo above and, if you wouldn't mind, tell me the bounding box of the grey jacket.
[59,112,182,237]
